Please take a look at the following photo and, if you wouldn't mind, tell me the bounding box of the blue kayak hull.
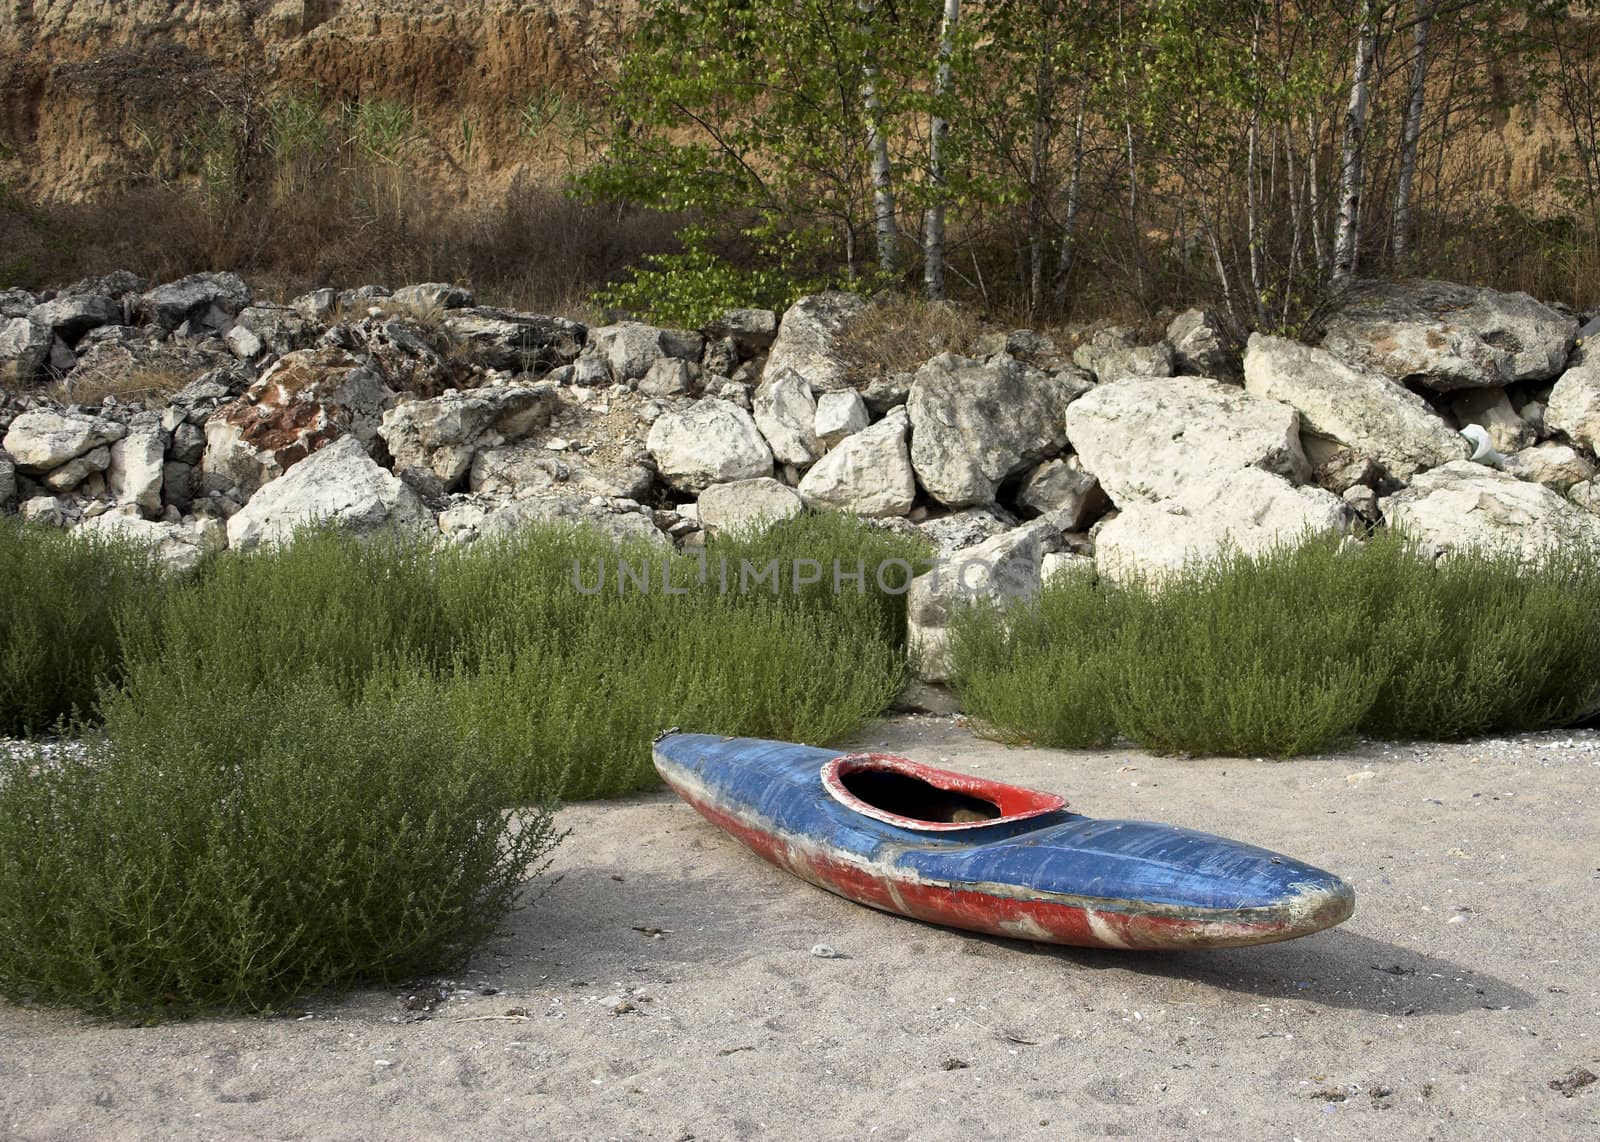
[653,734,1355,950]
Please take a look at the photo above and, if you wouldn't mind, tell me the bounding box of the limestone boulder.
[230,304,318,357]
[0,318,53,387]
[138,272,251,332]
[1321,280,1576,390]
[1545,348,1600,453]
[75,513,224,576]
[226,436,431,553]
[1381,459,1600,560]
[1072,326,1175,381]
[444,307,586,373]
[1450,388,1536,454]
[1095,468,1352,584]
[697,477,805,536]
[646,399,774,493]
[917,507,1018,557]
[797,407,916,518]
[1243,334,1468,480]
[589,322,702,383]
[1503,442,1596,493]
[379,384,559,493]
[815,390,870,449]
[203,350,394,497]
[107,429,166,517]
[1167,308,1236,377]
[44,446,111,492]
[754,369,823,466]
[705,309,779,356]
[28,295,118,345]
[1066,376,1310,506]
[479,494,667,546]
[908,522,1051,683]
[391,283,475,310]
[1016,456,1111,532]
[909,353,1080,508]
[2,409,127,474]
[763,292,867,393]
[468,447,652,501]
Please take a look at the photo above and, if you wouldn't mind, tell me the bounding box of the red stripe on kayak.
[671,779,1313,951]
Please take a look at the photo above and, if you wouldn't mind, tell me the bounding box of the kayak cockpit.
[822,753,1067,832]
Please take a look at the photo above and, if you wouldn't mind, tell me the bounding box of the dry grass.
[46,366,192,407]
[833,297,990,386]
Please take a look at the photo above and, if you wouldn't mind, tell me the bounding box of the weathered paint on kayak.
[652,734,1355,951]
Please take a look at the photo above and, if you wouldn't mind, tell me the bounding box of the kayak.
[652,734,1355,951]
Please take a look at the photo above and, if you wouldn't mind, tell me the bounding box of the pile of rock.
[5,272,1600,691]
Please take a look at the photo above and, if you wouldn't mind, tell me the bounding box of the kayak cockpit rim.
[821,752,1068,832]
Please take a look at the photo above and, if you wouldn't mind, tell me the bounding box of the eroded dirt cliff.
[1,0,630,200]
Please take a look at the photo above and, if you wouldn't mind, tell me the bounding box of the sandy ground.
[2,716,1598,1141]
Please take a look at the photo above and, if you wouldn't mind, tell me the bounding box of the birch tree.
[923,0,960,299]
[1332,0,1379,282]
[860,0,900,273]
[1390,0,1434,263]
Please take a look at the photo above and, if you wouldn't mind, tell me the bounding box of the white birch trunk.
[1392,0,1433,263]
[924,0,961,300]
[860,1,898,274]
[1332,0,1377,283]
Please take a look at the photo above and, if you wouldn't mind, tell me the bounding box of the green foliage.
[0,520,167,737]
[0,665,555,1018]
[108,515,922,802]
[593,225,820,327]
[952,533,1600,758]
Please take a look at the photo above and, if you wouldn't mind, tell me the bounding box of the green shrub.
[111,515,921,801]
[0,519,167,736]
[433,514,923,798]
[951,533,1600,758]
[0,663,556,1018]
[949,568,1126,749]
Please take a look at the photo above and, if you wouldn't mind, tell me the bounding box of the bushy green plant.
[0,664,556,1018]
[951,533,1600,758]
[592,225,818,328]
[0,519,167,736]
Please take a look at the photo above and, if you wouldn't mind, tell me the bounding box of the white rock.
[226,436,432,553]
[0,449,14,508]
[1167,309,1235,376]
[1450,387,1535,454]
[638,358,695,398]
[107,430,166,517]
[590,322,695,383]
[1381,459,1600,561]
[797,407,916,518]
[814,390,870,449]
[907,522,1051,683]
[1321,280,1576,390]
[2,409,127,474]
[754,369,823,466]
[18,495,69,526]
[1066,376,1310,506]
[1546,347,1600,453]
[1095,468,1352,584]
[1042,551,1096,584]
[909,353,1080,508]
[697,477,805,537]
[0,318,53,387]
[763,292,867,393]
[1243,333,1468,480]
[378,385,558,492]
[917,507,1018,557]
[1017,456,1109,532]
[44,445,112,492]
[468,447,651,501]
[646,399,774,493]
[479,495,667,546]
[1503,442,1596,493]
[1073,327,1174,380]
[76,513,225,576]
